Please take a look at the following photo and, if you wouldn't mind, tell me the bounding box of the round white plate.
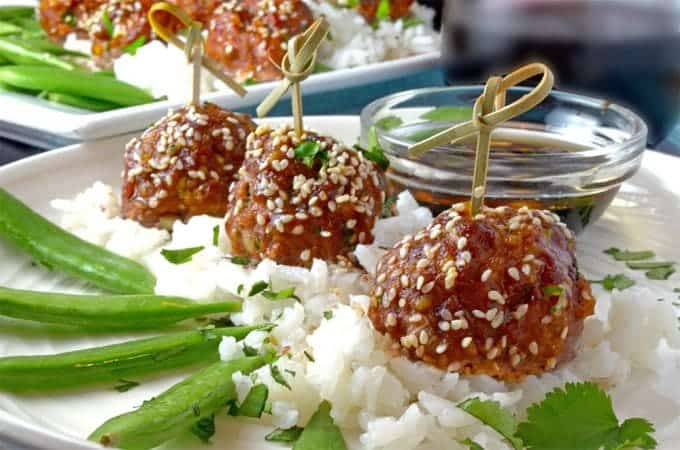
[0,116,679,450]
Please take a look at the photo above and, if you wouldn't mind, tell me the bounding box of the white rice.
[109,1,440,102]
[52,183,680,449]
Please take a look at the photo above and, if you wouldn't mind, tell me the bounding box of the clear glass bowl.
[360,86,647,233]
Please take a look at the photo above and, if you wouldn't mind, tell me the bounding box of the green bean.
[0,188,156,294]
[90,355,269,449]
[0,286,242,330]
[16,37,88,57]
[43,92,119,111]
[0,37,74,69]
[0,66,156,106]
[0,7,35,21]
[5,17,43,36]
[0,325,269,393]
[0,20,22,36]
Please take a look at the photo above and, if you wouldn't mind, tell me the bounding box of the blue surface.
[239,67,680,155]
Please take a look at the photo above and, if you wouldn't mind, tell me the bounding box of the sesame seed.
[416,276,425,290]
[486,308,498,321]
[514,304,529,320]
[409,313,422,322]
[439,321,451,331]
[508,267,520,280]
[430,227,441,239]
[419,330,429,345]
[523,254,535,262]
[546,357,557,369]
[481,268,492,282]
[457,236,468,250]
[491,311,504,329]
[485,337,494,351]
[561,326,569,340]
[522,264,531,276]
[529,341,539,355]
[436,343,448,354]
[422,281,435,294]
[399,246,409,259]
[472,309,486,319]
[386,313,397,326]
[292,225,304,235]
[398,298,406,307]
[511,354,521,367]
[488,290,505,305]
[440,309,453,321]
[450,319,466,330]
[374,286,383,296]
[416,258,429,270]
[445,268,457,289]
[541,315,552,324]
[400,275,410,288]
[461,336,473,348]
[300,249,311,261]
[486,348,499,360]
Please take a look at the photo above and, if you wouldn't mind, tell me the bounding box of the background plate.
[0,116,679,449]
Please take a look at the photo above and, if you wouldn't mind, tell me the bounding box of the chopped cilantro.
[248,280,270,297]
[265,426,304,443]
[243,78,259,86]
[229,255,250,266]
[233,384,269,418]
[646,266,675,280]
[402,17,424,28]
[212,225,219,246]
[314,62,333,73]
[626,261,675,270]
[375,0,390,21]
[190,413,215,443]
[374,115,403,131]
[61,10,76,26]
[590,274,635,291]
[461,438,485,450]
[381,194,397,218]
[420,106,472,122]
[262,286,301,302]
[237,284,244,295]
[516,382,657,450]
[242,344,259,357]
[101,9,114,37]
[161,246,204,264]
[323,311,333,320]
[113,379,139,393]
[293,401,347,450]
[458,398,522,449]
[294,140,328,168]
[604,248,655,261]
[304,350,315,362]
[542,285,564,297]
[269,364,292,390]
[122,35,146,55]
[354,126,389,170]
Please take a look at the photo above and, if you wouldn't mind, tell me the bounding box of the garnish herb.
[590,274,635,291]
[248,280,269,297]
[323,311,333,320]
[229,255,250,266]
[270,364,292,390]
[294,141,328,168]
[304,350,315,362]
[375,0,390,21]
[381,194,397,218]
[354,126,390,170]
[604,248,655,261]
[242,344,259,357]
[161,246,204,264]
[458,398,522,449]
[293,401,347,450]
[243,77,259,86]
[122,35,146,55]
[212,225,219,246]
[114,379,140,393]
[266,426,304,443]
[626,261,675,270]
[262,286,301,302]
[646,267,675,281]
[61,10,76,26]
[314,62,333,73]
[374,115,403,131]
[402,17,424,28]
[237,284,244,295]
[516,382,657,450]
[190,413,215,443]
[461,438,484,450]
[420,106,472,122]
[101,9,114,38]
[542,285,563,297]
[233,384,269,418]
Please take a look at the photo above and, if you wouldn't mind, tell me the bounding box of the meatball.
[88,0,157,58]
[368,203,595,381]
[122,103,256,228]
[224,123,384,267]
[358,0,415,23]
[39,0,103,41]
[166,0,223,24]
[205,0,314,83]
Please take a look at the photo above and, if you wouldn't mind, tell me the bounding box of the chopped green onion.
[626,261,675,270]
[604,248,655,261]
[233,384,269,418]
[270,364,292,390]
[402,17,424,28]
[102,9,114,38]
[374,115,402,131]
[646,267,675,280]
[266,426,304,443]
[590,274,635,291]
[161,246,204,264]
[249,280,269,297]
[212,225,219,246]
[294,141,327,168]
[122,35,146,55]
[542,285,563,297]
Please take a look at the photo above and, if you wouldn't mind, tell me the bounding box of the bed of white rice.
[51,182,680,450]
[103,1,439,101]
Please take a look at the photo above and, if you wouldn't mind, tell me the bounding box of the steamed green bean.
[0,326,268,392]
[0,66,155,106]
[0,21,22,36]
[0,187,156,294]
[0,37,74,69]
[43,91,118,111]
[17,36,88,57]
[0,286,242,330]
[90,355,269,449]
[0,6,35,21]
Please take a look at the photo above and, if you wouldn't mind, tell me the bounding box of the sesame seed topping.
[488,290,506,305]
[481,268,492,282]
[529,341,539,355]
[457,236,468,250]
[486,347,499,360]
[422,281,435,294]
[461,336,473,348]
[439,321,451,331]
[508,267,520,280]
[386,313,397,326]
[436,343,448,354]
[513,304,529,320]
[472,309,486,319]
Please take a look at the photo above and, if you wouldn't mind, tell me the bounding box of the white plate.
[0,116,679,450]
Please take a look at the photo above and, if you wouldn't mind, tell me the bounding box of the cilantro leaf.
[646,266,675,280]
[212,225,220,246]
[249,280,269,297]
[190,413,215,443]
[591,274,635,291]
[458,398,522,449]
[294,141,327,168]
[229,255,250,266]
[420,106,472,122]
[626,261,675,270]
[376,0,390,21]
[323,311,333,320]
[604,248,655,261]
[461,438,485,450]
[516,382,657,450]
[270,364,292,390]
[232,384,269,418]
[113,379,139,393]
[314,62,333,73]
[355,126,389,170]
[101,9,114,37]
[293,401,347,450]
[262,286,300,302]
[374,115,403,131]
[542,285,564,297]
[161,246,204,264]
[402,17,424,28]
[122,35,146,55]
[266,426,304,443]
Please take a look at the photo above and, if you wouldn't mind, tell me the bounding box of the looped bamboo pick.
[256,17,330,136]
[408,63,555,215]
[147,2,246,100]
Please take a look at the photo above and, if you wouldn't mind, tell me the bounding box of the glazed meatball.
[87,0,156,58]
[205,0,314,83]
[122,103,256,228]
[358,0,415,22]
[224,123,384,267]
[368,203,595,381]
[39,0,103,41]
[167,0,222,24]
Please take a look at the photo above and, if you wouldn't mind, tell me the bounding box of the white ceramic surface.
[0,116,679,449]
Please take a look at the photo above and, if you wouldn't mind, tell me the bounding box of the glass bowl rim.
[360,85,648,161]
